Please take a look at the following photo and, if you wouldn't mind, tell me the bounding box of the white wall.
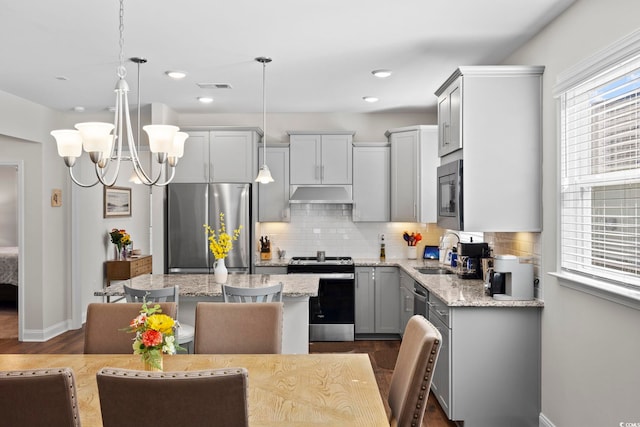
[503,0,640,425]
[0,165,17,246]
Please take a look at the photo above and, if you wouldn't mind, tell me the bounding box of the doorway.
[0,163,20,339]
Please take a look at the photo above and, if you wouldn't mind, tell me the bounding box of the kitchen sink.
[414,266,454,275]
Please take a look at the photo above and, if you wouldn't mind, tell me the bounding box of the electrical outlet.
[379,233,385,242]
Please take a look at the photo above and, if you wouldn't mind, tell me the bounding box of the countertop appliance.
[489,255,534,300]
[167,183,251,274]
[437,159,463,230]
[287,256,355,342]
[456,242,490,279]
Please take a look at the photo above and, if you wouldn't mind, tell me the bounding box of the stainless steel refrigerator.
[167,183,251,274]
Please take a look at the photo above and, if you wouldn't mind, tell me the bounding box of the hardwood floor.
[0,328,455,427]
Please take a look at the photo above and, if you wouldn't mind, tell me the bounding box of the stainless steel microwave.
[437,159,463,230]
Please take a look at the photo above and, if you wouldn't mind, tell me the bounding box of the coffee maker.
[456,242,490,279]
[486,255,534,300]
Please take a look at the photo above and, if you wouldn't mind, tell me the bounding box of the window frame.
[553,29,640,310]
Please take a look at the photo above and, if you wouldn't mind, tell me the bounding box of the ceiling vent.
[196,83,233,89]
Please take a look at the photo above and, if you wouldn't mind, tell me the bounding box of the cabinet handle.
[321,165,325,180]
[443,123,450,146]
[404,295,412,312]
[315,165,320,180]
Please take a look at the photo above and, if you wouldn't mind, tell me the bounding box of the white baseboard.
[21,319,73,342]
[540,413,556,427]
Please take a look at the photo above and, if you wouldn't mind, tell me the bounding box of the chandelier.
[50,0,186,187]
[255,57,274,184]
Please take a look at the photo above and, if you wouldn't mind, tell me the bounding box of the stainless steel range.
[287,256,355,341]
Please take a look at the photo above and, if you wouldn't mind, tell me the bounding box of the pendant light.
[255,57,275,184]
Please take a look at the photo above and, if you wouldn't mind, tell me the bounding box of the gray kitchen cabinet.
[437,76,462,157]
[352,143,390,222]
[398,269,414,335]
[258,145,290,222]
[355,267,400,336]
[172,128,261,183]
[435,66,544,232]
[387,125,438,223]
[288,131,354,185]
[428,292,541,426]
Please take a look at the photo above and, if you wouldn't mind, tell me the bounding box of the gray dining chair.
[0,367,81,427]
[221,282,283,303]
[97,367,248,427]
[387,315,442,427]
[84,302,177,354]
[194,302,283,354]
[123,284,195,353]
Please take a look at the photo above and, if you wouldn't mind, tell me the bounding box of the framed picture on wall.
[103,186,132,218]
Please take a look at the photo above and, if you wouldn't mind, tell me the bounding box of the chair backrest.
[123,285,178,304]
[0,367,81,427]
[221,283,283,303]
[97,367,248,427]
[84,302,177,354]
[388,315,442,427]
[194,302,283,354]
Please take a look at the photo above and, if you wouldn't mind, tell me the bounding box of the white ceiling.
[0,0,575,115]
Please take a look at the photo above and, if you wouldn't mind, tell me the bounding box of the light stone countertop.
[256,257,544,308]
[95,273,319,298]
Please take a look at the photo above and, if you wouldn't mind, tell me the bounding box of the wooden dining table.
[0,353,390,427]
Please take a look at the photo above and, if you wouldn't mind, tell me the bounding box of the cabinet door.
[438,76,462,157]
[210,131,255,182]
[290,135,321,184]
[320,134,352,184]
[374,267,400,334]
[390,131,418,221]
[429,311,451,417]
[353,146,390,222]
[258,146,290,222]
[355,268,375,334]
[398,271,414,335]
[172,131,210,183]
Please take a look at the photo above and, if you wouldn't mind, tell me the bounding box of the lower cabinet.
[429,292,542,427]
[355,267,400,336]
[398,270,414,335]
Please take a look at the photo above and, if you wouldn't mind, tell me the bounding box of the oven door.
[437,159,463,230]
[309,274,355,341]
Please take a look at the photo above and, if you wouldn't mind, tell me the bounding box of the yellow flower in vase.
[204,213,243,260]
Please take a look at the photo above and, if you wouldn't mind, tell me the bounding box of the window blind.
[560,54,640,288]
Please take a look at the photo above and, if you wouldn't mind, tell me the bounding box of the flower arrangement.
[402,231,422,246]
[125,299,179,370]
[109,228,131,251]
[204,213,243,260]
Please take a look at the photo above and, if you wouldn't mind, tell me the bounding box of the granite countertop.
[95,273,319,298]
[256,257,543,308]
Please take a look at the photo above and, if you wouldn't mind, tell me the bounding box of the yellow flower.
[204,212,242,260]
[146,313,175,335]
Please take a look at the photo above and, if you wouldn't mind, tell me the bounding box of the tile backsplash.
[257,204,444,259]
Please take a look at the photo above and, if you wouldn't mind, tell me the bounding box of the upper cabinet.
[387,125,438,223]
[435,66,544,232]
[352,143,390,222]
[288,131,354,185]
[437,76,462,157]
[172,128,261,183]
[258,145,290,222]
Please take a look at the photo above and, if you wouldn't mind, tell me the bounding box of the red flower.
[141,329,163,347]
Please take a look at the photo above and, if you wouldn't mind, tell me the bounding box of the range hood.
[289,185,353,204]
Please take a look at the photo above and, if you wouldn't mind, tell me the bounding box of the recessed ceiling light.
[363,96,379,103]
[55,76,69,81]
[372,69,392,78]
[166,70,187,80]
[72,106,85,112]
[198,96,214,104]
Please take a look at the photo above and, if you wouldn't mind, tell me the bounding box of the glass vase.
[214,258,228,284]
[143,354,163,372]
[114,245,122,261]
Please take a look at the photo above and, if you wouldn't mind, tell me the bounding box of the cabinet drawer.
[428,294,450,327]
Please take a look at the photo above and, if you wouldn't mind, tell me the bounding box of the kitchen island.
[95,274,320,354]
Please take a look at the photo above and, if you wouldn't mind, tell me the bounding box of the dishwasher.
[413,282,428,319]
